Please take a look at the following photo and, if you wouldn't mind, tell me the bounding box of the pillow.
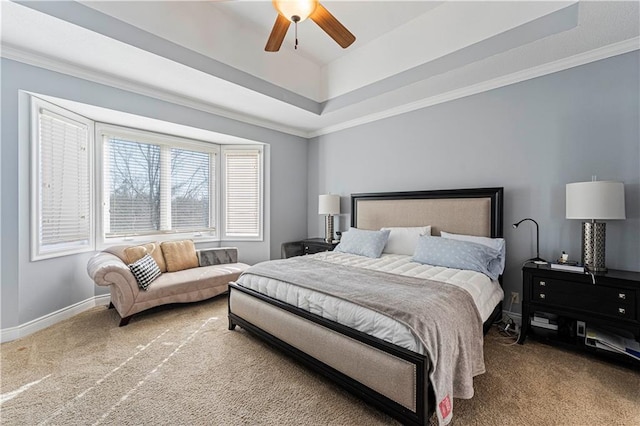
[441,231,506,277]
[124,242,167,273]
[334,228,391,258]
[128,254,161,290]
[411,236,501,280]
[381,226,431,255]
[160,240,199,272]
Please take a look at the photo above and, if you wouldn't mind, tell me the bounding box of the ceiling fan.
[265,0,356,52]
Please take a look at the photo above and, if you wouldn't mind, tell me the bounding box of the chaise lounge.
[88,241,250,326]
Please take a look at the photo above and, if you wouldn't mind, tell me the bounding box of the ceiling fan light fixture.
[272,0,318,23]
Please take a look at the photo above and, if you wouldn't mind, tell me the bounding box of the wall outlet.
[510,292,520,304]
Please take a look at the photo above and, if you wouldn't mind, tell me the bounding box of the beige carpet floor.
[1,295,639,425]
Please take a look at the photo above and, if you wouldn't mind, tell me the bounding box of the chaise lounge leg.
[119,316,132,327]
[108,302,115,309]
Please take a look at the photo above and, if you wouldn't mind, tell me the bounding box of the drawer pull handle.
[539,281,546,286]
[618,293,626,300]
[618,308,626,315]
[539,293,546,299]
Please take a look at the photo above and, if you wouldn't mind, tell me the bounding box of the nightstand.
[281,238,338,259]
[518,263,640,365]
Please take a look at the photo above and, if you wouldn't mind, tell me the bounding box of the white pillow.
[381,226,431,256]
[440,231,506,276]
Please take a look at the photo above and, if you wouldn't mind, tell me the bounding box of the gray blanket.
[239,256,485,425]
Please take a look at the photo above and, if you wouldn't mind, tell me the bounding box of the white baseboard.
[1,294,111,343]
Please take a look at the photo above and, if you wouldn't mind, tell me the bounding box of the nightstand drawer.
[302,239,338,255]
[282,239,337,258]
[533,278,636,320]
[304,243,329,255]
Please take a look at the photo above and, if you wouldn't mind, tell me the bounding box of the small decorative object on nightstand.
[512,217,546,263]
[566,179,626,272]
[518,262,640,365]
[319,194,340,243]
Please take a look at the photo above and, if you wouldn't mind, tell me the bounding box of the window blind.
[224,150,261,237]
[106,137,161,236]
[103,131,216,238]
[171,148,213,232]
[36,108,91,255]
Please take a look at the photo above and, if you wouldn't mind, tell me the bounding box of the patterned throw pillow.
[129,254,161,290]
[334,228,391,258]
[440,231,506,277]
[411,236,501,280]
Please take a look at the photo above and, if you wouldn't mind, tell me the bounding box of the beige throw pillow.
[123,242,167,273]
[161,240,199,272]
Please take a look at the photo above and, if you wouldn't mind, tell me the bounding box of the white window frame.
[220,145,264,241]
[28,93,265,256]
[30,97,94,260]
[96,124,221,247]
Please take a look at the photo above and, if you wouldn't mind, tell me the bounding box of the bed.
[228,187,504,425]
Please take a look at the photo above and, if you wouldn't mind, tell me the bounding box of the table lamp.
[566,180,625,272]
[319,194,340,243]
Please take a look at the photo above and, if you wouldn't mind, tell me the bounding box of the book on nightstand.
[531,312,558,330]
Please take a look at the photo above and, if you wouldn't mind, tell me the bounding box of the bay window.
[31,94,264,261]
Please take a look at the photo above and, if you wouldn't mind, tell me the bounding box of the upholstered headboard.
[351,188,504,238]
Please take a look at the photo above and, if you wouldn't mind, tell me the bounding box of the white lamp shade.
[318,194,340,215]
[566,181,626,220]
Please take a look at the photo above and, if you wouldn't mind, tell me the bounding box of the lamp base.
[324,215,334,243]
[582,221,607,272]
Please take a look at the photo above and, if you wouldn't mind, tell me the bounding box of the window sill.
[98,233,219,250]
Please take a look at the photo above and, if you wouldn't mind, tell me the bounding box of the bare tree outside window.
[108,139,161,235]
[106,138,212,237]
[171,148,210,231]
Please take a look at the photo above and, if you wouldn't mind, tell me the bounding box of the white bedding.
[235,252,504,354]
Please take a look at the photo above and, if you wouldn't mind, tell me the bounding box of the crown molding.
[0,43,310,138]
[308,37,640,138]
[3,37,638,140]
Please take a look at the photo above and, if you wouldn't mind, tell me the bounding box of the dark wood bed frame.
[228,187,504,425]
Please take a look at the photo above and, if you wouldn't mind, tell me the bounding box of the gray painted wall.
[308,51,640,314]
[2,50,638,332]
[1,58,308,330]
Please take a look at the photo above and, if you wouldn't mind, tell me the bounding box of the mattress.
[235,252,504,354]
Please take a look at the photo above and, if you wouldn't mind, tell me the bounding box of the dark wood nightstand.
[281,238,338,259]
[519,262,640,365]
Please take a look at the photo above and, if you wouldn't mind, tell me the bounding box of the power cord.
[492,261,531,345]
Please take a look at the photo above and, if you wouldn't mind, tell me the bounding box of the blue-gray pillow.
[411,236,501,280]
[334,228,391,258]
[440,231,506,278]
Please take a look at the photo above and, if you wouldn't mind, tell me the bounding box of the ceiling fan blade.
[310,3,356,49]
[265,14,291,52]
